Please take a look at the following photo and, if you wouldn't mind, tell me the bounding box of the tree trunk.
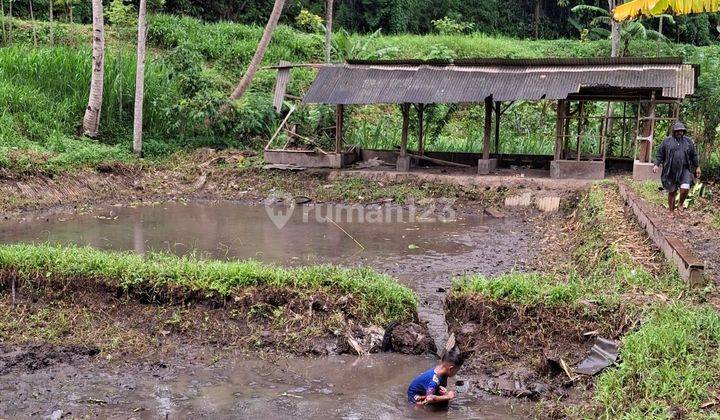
[68,0,73,24]
[224,0,286,107]
[49,0,53,45]
[656,16,663,57]
[7,0,11,43]
[324,0,334,62]
[133,0,147,156]
[609,0,621,57]
[533,0,541,39]
[28,0,36,46]
[82,0,105,137]
[1,0,6,45]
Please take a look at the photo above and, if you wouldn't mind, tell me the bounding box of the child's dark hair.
[441,347,464,367]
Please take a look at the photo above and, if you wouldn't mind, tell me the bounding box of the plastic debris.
[575,337,619,376]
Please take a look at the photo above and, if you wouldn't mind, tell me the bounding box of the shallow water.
[0,201,537,418]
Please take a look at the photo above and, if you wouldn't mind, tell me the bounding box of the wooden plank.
[405,152,471,168]
[265,106,296,151]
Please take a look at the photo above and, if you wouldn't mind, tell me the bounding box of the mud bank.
[446,295,629,405]
[0,149,580,219]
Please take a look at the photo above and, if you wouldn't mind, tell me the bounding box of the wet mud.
[0,200,547,417]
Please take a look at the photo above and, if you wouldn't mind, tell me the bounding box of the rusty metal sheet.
[273,60,291,112]
[302,60,696,105]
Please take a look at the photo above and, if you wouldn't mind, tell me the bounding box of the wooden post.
[483,96,492,160]
[638,94,656,163]
[576,101,584,161]
[555,100,566,161]
[400,103,410,157]
[494,101,501,154]
[335,104,344,154]
[417,104,425,156]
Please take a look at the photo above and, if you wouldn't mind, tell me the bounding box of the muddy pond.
[0,201,539,418]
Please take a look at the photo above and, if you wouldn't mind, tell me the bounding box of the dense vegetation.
[7,0,720,43]
[1,13,719,178]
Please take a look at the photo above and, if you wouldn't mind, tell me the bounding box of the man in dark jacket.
[653,121,701,212]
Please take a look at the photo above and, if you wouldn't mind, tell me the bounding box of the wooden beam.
[406,152,470,168]
[400,103,410,157]
[335,104,344,154]
[483,96,492,160]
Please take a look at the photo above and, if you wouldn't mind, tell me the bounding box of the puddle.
[0,353,529,419]
[0,201,538,418]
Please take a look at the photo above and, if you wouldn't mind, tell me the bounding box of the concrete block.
[396,155,411,172]
[550,160,605,180]
[264,151,356,169]
[633,160,661,182]
[477,158,498,175]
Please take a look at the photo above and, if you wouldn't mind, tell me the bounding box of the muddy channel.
[0,201,541,418]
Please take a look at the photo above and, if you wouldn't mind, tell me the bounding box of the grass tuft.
[0,243,417,325]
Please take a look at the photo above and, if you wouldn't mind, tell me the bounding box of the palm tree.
[82,0,105,137]
[325,0,334,63]
[224,0,286,108]
[572,4,666,56]
[133,0,147,156]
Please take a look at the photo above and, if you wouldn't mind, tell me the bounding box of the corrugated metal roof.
[302,60,696,104]
[346,57,686,67]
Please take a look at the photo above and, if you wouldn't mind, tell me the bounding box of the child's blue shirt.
[407,367,447,403]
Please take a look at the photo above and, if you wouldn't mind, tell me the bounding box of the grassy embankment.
[1,14,719,177]
[449,183,719,417]
[0,243,417,353]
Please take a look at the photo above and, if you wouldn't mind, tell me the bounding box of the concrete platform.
[633,160,661,181]
[477,158,498,175]
[264,150,357,169]
[550,160,605,180]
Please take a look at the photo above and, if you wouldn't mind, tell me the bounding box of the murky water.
[0,201,537,418]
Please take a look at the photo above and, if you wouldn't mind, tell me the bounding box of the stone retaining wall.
[619,183,705,286]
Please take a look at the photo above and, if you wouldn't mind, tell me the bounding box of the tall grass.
[0,243,418,325]
[0,45,180,172]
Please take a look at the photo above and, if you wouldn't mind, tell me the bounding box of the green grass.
[0,44,179,173]
[596,303,720,418]
[713,212,720,230]
[451,272,580,306]
[451,184,690,307]
[629,180,667,208]
[0,243,417,325]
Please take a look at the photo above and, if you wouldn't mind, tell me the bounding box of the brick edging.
[618,183,705,286]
